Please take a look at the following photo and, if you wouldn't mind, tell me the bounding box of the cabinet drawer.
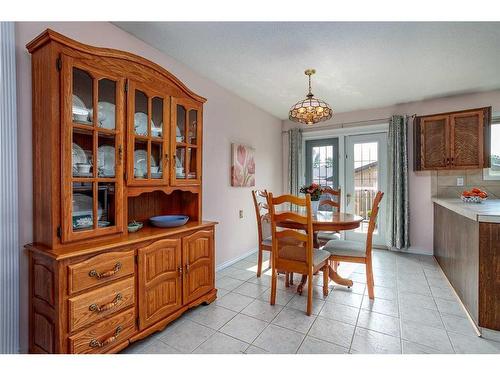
[68,277,135,333]
[68,308,136,354]
[68,250,135,294]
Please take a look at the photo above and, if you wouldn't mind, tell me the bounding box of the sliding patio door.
[344,133,387,246]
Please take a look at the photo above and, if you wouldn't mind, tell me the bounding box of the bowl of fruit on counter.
[461,187,488,203]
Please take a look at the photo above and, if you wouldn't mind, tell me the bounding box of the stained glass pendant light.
[289,69,333,125]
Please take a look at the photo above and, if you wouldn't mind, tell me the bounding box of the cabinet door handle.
[118,145,123,163]
[185,264,190,274]
[177,266,183,276]
[450,157,454,166]
[89,293,123,313]
[88,262,122,279]
[89,326,122,348]
[165,153,169,162]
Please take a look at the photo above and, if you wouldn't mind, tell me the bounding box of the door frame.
[301,123,389,245]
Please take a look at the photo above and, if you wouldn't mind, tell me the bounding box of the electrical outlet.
[239,210,243,219]
[457,177,464,187]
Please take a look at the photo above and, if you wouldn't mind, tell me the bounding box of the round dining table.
[276,210,364,294]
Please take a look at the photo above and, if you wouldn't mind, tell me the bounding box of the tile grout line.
[421,256,456,353]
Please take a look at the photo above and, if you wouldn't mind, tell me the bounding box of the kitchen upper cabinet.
[450,110,485,168]
[414,107,491,171]
[419,115,449,170]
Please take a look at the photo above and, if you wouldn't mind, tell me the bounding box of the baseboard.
[390,246,433,256]
[216,247,258,272]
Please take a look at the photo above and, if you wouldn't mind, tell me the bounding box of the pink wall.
[15,22,283,352]
[283,90,500,254]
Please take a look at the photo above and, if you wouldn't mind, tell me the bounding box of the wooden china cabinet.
[25,29,217,354]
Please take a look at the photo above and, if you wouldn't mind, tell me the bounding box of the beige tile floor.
[123,250,500,354]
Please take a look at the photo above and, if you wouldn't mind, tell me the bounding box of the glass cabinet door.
[127,80,170,186]
[172,98,202,185]
[61,55,124,242]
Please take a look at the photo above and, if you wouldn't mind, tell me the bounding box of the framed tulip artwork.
[231,143,255,187]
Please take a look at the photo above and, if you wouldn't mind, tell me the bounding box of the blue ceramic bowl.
[150,215,189,228]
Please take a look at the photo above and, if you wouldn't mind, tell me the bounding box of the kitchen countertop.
[432,198,500,223]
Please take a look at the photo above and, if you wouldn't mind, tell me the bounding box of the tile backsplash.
[431,169,500,198]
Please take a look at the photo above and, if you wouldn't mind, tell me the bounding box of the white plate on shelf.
[73,95,86,109]
[151,123,162,137]
[72,95,91,123]
[134,150,157,177]
[72,143,87,170]
[72,193,102,219]
[97,145,115,177]
[97,102,115,129]
[134,112,148,136]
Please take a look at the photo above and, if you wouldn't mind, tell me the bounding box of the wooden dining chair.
[251,190,272,277]
[322,191,384,299]
[317,187,342,246]
[267,192,331,316]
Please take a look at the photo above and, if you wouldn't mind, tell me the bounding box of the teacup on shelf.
[134,168,146,178]
[76,163,91,174]
[150,166,159,174]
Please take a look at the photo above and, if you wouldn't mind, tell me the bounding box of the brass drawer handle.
[89,293,123,313]
[185,264,190,274]
[89,326,122,348]
[88,262,122,279]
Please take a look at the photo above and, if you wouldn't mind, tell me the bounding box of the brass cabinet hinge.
[56,226,62,238]
[56,57,62,72]
[125,81,128,92]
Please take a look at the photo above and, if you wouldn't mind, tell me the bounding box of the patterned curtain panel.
[287,128,303,196]
[387,115,410,250]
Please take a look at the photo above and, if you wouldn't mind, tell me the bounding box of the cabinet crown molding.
[26,28,207,104]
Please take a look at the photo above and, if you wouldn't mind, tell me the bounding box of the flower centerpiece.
[300,183,324,214]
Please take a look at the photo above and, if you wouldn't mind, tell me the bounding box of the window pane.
[72,182,94,231]
[72,128,93,178]
[98,182,115,227]
[176,105,186,143]
[97,79,116,130]
[151,142,163,179]
[97,134,116,178]
[133,141,148,179]
[312,145,334,187]
[353,142,378,233]
[491,123,500,173]
[134,90,148,136]
[72,68,93,125]
[151,97,163,138]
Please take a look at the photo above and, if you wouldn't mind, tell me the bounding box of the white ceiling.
[115,22,500,119]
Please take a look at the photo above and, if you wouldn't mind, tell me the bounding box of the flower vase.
[311,200,319,216]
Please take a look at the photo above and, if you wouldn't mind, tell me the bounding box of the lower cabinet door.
[183,230,215,304]
[138,238,182,330]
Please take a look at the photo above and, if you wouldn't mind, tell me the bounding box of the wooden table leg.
[328,266,353,287]
[297,274,307,295]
